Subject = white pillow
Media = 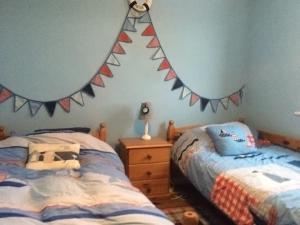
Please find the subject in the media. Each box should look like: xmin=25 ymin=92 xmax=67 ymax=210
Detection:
xmin=26 ymin=143 xmax=80 ymax=170
xmin=172 ymin=127 xmax=215 ymax=162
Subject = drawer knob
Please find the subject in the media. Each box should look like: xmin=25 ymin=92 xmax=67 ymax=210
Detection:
xmin=146 ymin=188 xmax=152 ymax=193
xmin=146 ymin=154 xmax=152 ymax=160
xmin=146 ymin=171 xmax=152 ymax=176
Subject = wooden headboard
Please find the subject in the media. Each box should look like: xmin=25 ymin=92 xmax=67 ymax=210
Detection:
xmin=0 ymin=123 xmax=108 ymax=143
xmin=167 ymin=120 xmax=300 ymax=152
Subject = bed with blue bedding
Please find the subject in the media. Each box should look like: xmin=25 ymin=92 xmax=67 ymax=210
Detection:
xmin=0 ymin=131 xmax=173 ymax=225
xmin=171 ymin=122 xmax=300 ymax=225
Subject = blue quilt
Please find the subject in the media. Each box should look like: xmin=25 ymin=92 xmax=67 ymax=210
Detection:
xmin=0 ymin=133 xmax=173 ymax=225
xmin=172 ymin=131 xmax=300 ymax=225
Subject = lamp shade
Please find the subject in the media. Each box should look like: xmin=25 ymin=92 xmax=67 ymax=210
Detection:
xmin=138 ymin=102 xmax=153 ymax=121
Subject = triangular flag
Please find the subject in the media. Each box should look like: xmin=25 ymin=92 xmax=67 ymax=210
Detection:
xmin=0 ymin=88 xmax=12 ymax=103
xmin=123 ymin=18 xmax=136 ymax=32
xmin=98 ymin=64 xmax=113 ymax=77
xmin=152 ymin=48 xmax=165 ymax=60
xmin=112 ymin=42 xmax=126 ymax=55
xmin=200 ymin=98 xmax=210 ymax=111
xmin=189 ymin=93 xmax=200 ymax=106
xmin=210 ymin=99 xmax=220 ymax=113
xmin=45 ymin=101 xmax=56 ymax=117
xmin=220 ymin=97 xmax=229 ymax=110
xmin=147 ymin=37 xmax=160 ymax=48
xmin=229 ymin=92 xmax=240 ymax=106
xmin=106 ymin=53 xmax=120 ymax=66
xmin=138 ymin=12 xmax=151 ymax=23
xmin=118 ymin=31 xmax=132 ymax=43
xmin=180 ymin=87 xmax=191 ymax=99
xmin=29 ymin=101 xmax=43 ymax=116
xmin=82 ymin=84 xmax=95 ymax=97
xmin=164 ymin=69 xmax=177 ymax=81
xmin=71 ymin=92 xmax=84 ymax=106
xmin=158 ymin=58 xmax=170 ymax=71
xmin=59 ymin=98 xmax=70 ymax=113
xmin=172 ymin=78 xmax=184 ymax=91
xmin=91 ymin=74 xmax=105 ymax=87
xmin=14 ymin=96 xmax=27 ymax=112
xmin=142 ymin=24 xmax=156 ymax=36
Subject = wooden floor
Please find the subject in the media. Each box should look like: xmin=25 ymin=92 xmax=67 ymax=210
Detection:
xmin=151 ymin=182 xmax=235 ymax=225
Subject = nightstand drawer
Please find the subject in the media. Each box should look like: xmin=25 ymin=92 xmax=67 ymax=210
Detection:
xmin=128 ymin=162 xmax=169 ymax=181
xmin=132 ymin=179 xmax=169 ymax=197
xmin=128 ymin=148 xmax=170 ymax=164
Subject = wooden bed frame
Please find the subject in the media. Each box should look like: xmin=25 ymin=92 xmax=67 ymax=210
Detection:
xmin=167 ymin=120 xmax=300 ymax=152
xmin=0 ymin=123 xmax=108 ymax=142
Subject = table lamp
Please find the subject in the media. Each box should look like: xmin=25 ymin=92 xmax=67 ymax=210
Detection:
xmin=139 ymin=102 xmax=153 ymax=140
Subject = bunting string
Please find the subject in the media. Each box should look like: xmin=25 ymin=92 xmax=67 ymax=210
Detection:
xmin=0 ymin=10 xmax=134 ymax=117
xmin=0 ymin=6 xmax=245 ymax=117
xmin=134 ymin=9 xmax=246 ymax=113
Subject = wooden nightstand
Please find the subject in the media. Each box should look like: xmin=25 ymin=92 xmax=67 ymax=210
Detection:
xmin=119 ymin=137 xmax=172 ymax=198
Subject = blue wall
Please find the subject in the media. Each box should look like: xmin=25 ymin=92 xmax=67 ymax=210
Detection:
xmin=0 ymin=0 xmax=250 ymax=144
xmin=245 ymin=0 xmax=300 ymax=138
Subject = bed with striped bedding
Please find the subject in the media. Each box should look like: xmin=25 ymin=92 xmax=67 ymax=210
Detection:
xmin=0 ymin=132 xmax=173 ymax=225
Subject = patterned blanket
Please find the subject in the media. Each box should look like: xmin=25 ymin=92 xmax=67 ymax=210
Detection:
xmin=0 ymin=133 xmax=173 ymax=225
xmin=211 ymin=164 xmax=300 ymax=225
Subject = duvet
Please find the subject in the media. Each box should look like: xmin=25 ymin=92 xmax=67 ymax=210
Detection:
xmin=0 ymin=132 xmax=173 ymax=225
xmin=172 ymin=129 xmax=300 ymax=225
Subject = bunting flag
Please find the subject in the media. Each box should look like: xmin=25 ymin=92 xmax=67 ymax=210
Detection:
xmin=220 ymin=97 xmax=230 ymax=110
xmin=137 ymin=10 xmax=246 ymax=113
xmin=180 ymin=87 xmax=191 ymax=100
xmin=201 ymin=98 xmax=210 ymax=112
xmin=14 ymin=96 xmax=27 ymax=112
xmin=210 ymin=99 xmax=220 ymax=113
xmin=190 ymin=93 xmax=200 ymax=106
xmin=152 ymin=48 xmax=165 ymax=60
xmin=45 ymin=101 xmax=56 ymax=117
xmin=0 ymin=9 xmax=135 ymax=117
xmin=59 ymin=98 xmax=71 ymax=113
xmin=0 ymin=7 xmax=245 ymax=116
xmin=164 ymin=69 xmax=177 ymax=81
xmin=29 ymin=101 xmax=43 ymax=116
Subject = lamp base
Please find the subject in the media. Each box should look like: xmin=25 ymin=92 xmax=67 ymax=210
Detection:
xmin=141 ymin=134 xmax=151 ymax=140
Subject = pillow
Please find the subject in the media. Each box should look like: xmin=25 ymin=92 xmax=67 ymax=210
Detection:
xmin=26 ymin=143 xmax=80 ymax=170
xmin=206 ymin=122 xmax=257 ymax=156
xmin=172 ymin=127 xmax=214 ymax=162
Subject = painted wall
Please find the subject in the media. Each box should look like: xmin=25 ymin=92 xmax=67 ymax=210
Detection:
xmin=245 ymin=0 xmax=300 ymax=138
xmin=0 ymin=0 xmax=250 ymax=144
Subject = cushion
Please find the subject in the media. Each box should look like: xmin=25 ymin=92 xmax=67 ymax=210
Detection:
xmin=172 ymin=127 xmax=215 ymax=162
xmin=206 ymin=122 xmax=257 ymax=156
xmin=26 ymin=143 xmax=80 ymax=170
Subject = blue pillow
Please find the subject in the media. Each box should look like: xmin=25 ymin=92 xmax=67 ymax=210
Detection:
xmin=206 ymin=122 xmax=257 ymax=156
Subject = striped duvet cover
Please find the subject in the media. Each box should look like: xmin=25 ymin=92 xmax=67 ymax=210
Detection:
xmin=0 ymin=132 xmax=173 ymax=225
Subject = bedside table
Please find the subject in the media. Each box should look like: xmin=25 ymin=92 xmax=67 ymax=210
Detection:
xmin=119 ymin=137 xmax=172 ymax=198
